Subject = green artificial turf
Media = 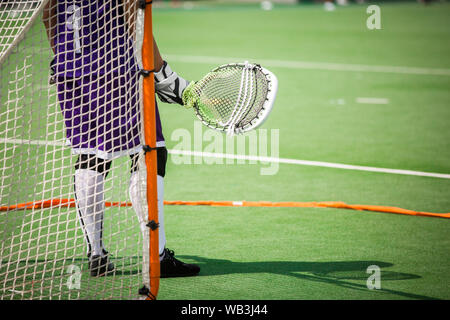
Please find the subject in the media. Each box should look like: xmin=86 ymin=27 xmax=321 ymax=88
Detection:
xmin=0 ymin=1 xmax=449 ymax=300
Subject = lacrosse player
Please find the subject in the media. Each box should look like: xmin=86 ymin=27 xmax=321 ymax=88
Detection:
xmin=43 ymin=0 xmax=199 ymax=283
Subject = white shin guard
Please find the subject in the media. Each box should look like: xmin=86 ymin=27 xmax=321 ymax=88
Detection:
xmin=129 ymin=171 xmax=166 ymax=286
xmin=74 ymin=169 xmax=106 ymax=258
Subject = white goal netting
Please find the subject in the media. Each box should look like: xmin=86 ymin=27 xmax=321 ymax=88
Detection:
xmin=0 ymin=0 xmax=153 ymax=300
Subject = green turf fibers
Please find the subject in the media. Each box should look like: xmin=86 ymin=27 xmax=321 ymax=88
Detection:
xmin=1 ymin=2 xmax=449 ymax=299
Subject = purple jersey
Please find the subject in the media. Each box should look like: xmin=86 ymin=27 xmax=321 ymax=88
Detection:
xmin=57 ymin=75 xmax=165 ymax=158
xmin=54 ymin=0 xmax=136 ymax=77
xmin=54 ymin=0 xmax=165 ymax=156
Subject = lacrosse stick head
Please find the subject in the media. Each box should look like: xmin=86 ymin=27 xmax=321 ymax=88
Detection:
xmin=182 ymin=62 xmax=278 ymax=135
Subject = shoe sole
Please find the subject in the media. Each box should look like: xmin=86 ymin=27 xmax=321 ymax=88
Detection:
xmin=160 ymin=271 xmax=200 ymax=278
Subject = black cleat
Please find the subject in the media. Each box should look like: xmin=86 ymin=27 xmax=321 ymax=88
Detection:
xmin=160 ymin=248 xmax=200 ymax=278
xmin=89 ymin=254 xmax=115 ymax=277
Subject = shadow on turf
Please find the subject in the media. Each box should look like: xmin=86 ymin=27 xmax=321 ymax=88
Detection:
xmin=5 ymin=257 xmax=437 ymax=299
xmin=175 ymin=255 xmax=437 ymax=300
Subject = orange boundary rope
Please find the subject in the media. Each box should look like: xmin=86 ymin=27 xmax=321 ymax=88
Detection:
xmin=1 ymin=199 xmax=448 ymax=219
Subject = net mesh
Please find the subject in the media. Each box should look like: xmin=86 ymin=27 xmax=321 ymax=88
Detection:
xmin=0 ymin=1 xmax=40 ymax=59
xmin=0 ymin=0 xmax=151 ymax=300
xmin=184 ymin=64 xmax=269 ymax=133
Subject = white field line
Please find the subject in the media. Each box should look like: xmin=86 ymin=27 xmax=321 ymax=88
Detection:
xmin=169 ymin=149 xmax=450 ymax=179
xmin=0 ymin=138 xmax=65 ymax=147
xmin=164 ymin=54 xmax=450 ymax=76
xmin=356 ymin=97 xmax=390 ymax=104
xmin=1 ymin=138 xmax=449 ymax=179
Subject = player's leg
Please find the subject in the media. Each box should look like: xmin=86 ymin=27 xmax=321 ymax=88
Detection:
xmin=129 ymin=147 xmax=200 ymax=283
xmin=129 ymin=148 xmax=167 ymax=253
xmin=129 ymin=148 xmax=166 ymax=288
xmin=56 ymin=76 xmax=115 ymax=277
xmin=74 ymin=154 xmax=115 ymax=277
